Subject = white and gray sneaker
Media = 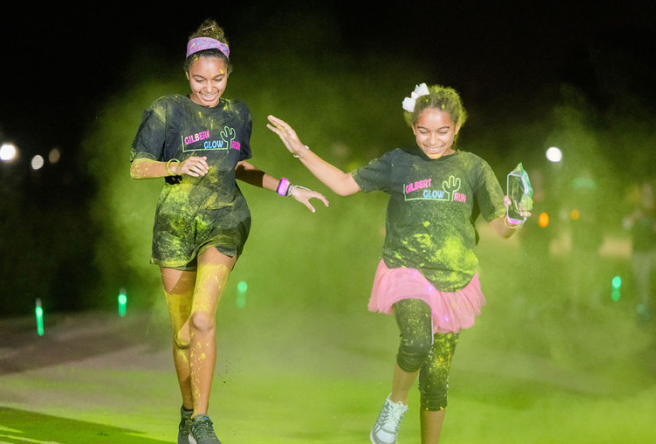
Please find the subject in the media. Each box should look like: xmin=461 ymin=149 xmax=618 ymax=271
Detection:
xmin=178 ymin=406 xmax=193 ymax=444
xmin=370 ymin=395 xmax=408 ymax=444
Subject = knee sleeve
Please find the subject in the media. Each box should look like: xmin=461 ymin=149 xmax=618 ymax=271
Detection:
xmin=394 ymin=299 xmax=434 ymax=372
xmin=397 ymin=333 xmax=433 ymax=372
xmin=419 ymin=332 xmax=459 ymax=411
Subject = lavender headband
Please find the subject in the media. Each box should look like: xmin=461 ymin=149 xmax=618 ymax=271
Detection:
xmin=186 ymin=37 xmax=230 ymax=59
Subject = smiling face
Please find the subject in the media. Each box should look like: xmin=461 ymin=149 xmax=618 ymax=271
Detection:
xmin=186 ymin=56 xmax=229 ymax=107
xmin=412 ymin=108 xmax=461 ymax=160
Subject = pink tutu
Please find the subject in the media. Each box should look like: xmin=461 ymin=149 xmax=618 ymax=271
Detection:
xmin=368 ymin=260 xmax=486 ymax=334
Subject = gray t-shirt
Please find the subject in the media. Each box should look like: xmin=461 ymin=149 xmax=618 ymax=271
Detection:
xmin=353 ymin=148 xmax=505 ymax=291
xmin=131 ymin=95 xmax=253 ymax=267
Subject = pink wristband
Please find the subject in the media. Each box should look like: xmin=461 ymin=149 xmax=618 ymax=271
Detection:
xmin=277 ymin=177 xmax=290 ymax=196
xmin=506 ymin=215 xmax=522 ymax=225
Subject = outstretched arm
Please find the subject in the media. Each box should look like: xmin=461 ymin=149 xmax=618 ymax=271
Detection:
xmin=235 ymin=160 xmax=329 ymax=213
xmin=267 ymin=115 xmax=361 ymax=196
xmin=234 ymin=160 xmax=277 ymax=190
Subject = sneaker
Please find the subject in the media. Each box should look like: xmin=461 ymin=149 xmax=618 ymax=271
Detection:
xmin=178 ymin=406 xmax=193 ymax=444
xmin=189 ymin=414 xmax=222 ymax=444
xmin=370 ymin=395 xmax=408 ymax=444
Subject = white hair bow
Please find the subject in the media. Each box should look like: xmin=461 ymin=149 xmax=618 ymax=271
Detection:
xmin=402 ymin=83 xmax=430 ymax=112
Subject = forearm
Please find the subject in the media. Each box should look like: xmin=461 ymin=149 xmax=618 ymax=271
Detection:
xmin=295 ymin=149 xmax=360 ymax=196
xmin=130 ymin=158 xmax=176 ymax=179
xmin=490 ymin=215 xmax=521 ymax=239
xmin=235 ymin=161 xmax=278 ymax=191
xmin=235 ymin=160 xmax=330 ymax=212
xmin=266 ymin=115 xmax=359 ymax=196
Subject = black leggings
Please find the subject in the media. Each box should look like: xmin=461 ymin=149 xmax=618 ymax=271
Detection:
xmin=394 ymin=298 xmax=459 ymax=411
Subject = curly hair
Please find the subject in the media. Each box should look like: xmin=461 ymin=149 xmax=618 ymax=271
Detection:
xmin=404 ymin=85 xmax=468 ymax=129
xmin=183 ymin=19 xmax=232 ymax=74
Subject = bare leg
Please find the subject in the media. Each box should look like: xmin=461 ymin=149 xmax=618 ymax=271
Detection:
xmin=390 ymin=362 xmax=419 ymax=405
xmin=189 ymin=247 xmax=236 ymax=416
xmin=161 ymin=267 xmax=196 ymax=410
xmin=420 ymin=409 xmax=445 ymax=444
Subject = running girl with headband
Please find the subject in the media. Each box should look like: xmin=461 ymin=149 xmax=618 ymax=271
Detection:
xmin=130 ymin=19 xmax=328 ymax=444
xmin=268 ymin=83 xmax=531 ymax=444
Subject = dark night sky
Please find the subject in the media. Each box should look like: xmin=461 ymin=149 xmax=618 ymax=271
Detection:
xmin=1 ymin=0 xmax=655 ymax=313
xmin=1 ymin=0 xmax=655 ymax=162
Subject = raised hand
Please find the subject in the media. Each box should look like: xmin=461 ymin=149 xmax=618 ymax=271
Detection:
xmin=267 ymin=115 xmax=308 ymax=158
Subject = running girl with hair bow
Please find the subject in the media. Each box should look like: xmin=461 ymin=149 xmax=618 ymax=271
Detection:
xmin=268 ymin=83 xmax=531 ymax=444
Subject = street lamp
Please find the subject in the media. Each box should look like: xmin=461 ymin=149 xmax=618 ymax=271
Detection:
xmin=0 ymin=143 xmax=18 ymax=162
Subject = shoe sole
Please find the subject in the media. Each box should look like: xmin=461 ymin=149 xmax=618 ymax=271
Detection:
xmin=370 ymin=428 xmax=396 ymax=444
xmin=188 ymin=433 xmax=222 ymax=444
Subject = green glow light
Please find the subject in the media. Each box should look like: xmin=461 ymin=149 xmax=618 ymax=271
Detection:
xmin=611 ymin=276 xmax=622 ymax=301
xmin=611 ymin=289 xmax=621 ymax=302
xmin=118 ymin=289 xmax=127 ymax=317
xmin=236 ymin=281 xmax=247 ymax=308
xmin=611 ymin=276 xmax=622 ymax=289
xmin=35 ymin=298 xmax=44 ymax=336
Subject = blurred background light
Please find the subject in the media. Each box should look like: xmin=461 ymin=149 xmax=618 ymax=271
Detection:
xmin=611 ymin=275 xmax=622 ymax=289
xmin=118 ymin=288 xmax=127 ymax=317
xmin=31 ymin=155 xmax=45 ymax=170
xmin=1 ymin=143 xmax=18 ymax=162
xmin=236 ymin=281 xmax=248 ymax=308
xmin=545 ymin=146 xmax=562 ymax=163
xmin=49 ymin=147 xmax=61 ymax=164
xmin=611 ymin=275 xmax=622 ymax=302
xmin=35 ymin=298 xmax=44 ymax=336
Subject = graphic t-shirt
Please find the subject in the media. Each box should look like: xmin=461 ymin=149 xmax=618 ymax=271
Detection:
xmin=131 ymin=94 xmax=253 ymax=267
xmin=353 ymin=148 xmax=506 ymax=291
